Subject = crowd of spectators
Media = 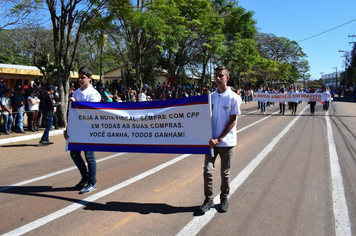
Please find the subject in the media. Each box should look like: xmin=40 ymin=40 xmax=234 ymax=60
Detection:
xmin=69 ymin=79 xmax=213 ymax=102
xmin=0 ymin=77 xmax=60 ymax=136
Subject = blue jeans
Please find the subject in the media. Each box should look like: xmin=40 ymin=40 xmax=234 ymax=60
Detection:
xmin=16 ymin=112 xmax=24 ymax=131
xmin=323 ymin=101 xmax=329 ymax=111
xmin=261 ymin=102 xmax=266 ymax=112
xmin=70 ymin=151 xmax=97 ymax=185
xmin=3 ymin=114 xmax=13 ymax=133
xmin=41 ymin=116 xmax=53 ymax=141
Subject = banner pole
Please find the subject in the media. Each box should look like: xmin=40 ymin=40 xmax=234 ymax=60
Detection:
xmin=65 ymin=102 xmax=72 ymax=152
xmin=208 ymin=93 xmax=214 ymax=157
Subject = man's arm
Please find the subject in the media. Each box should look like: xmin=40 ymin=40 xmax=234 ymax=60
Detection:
xmin=2 ymin=98 xmax=12 ymax=113
xmin=209 ymin=114 xmax=237 ymax=148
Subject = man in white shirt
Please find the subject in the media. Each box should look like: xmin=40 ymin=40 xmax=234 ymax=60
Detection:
xmin=199 ymin=66 xmax=241 ymax=213
xmin=64 ymin=66 xmax=101 ymax=194
xmin=322 ymin=87 xmax=331 ymax=111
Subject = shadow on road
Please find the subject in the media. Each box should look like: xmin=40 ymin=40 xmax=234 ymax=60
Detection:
xmin=1 ymin=144 xmax=42 ymax=147
xmin=0 ymin=185 xmax=202 ymax=215
xmin=84 ymin=201 xmax=199 ymax=215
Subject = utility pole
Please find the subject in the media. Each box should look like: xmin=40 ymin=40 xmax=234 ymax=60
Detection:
xmin=333 ymin=67 xmax=338 ymax=89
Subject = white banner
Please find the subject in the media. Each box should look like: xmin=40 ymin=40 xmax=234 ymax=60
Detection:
xmin=66 ymin=95 xmax=212 ymax=154
xmin=253 ymin=93 xmax=324 ymax=102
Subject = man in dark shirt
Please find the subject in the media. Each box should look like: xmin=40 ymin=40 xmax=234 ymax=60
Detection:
xmin=39 ymin=85 xmax=60 ymax=145
xmin=0 ymin=77 xmax=6 ymax=96
xmin=14 ymin=87 xmax=26 ymax=133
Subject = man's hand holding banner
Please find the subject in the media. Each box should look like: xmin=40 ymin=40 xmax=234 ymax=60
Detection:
xmin=66 ymin=95 xmax=212 ymax=154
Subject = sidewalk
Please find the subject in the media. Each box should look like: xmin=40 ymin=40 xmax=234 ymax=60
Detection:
xmin=0 ymin=128 xmax=64 ymax=145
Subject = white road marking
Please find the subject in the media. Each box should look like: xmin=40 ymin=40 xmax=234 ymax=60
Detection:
xmin=0 ymin=153 xmax=126 ymax=192
xmin=325 ymin=112 xmax=352 ymax=236
xmin=3 ymin=154 xmax=191 ymax=236
xmin=176 ymin=106 xmax=308 ymax=236
xmin=238 ymin=111 xmax=279 ymax=133
xmin=2 ymin=105 xmax=307 ymax=235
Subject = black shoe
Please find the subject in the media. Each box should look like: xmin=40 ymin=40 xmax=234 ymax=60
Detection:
xmin=18 ymin=130 xmax=26 ymax=133
xmin=35 ymin=128 xmax=39 ymax=131
xmin=75 ymin=179 xmax=88 ymax=190
xmin=39 ymin=140 xmax=53 ymax=145
xmin=199 ymin=199 xmax=214 ymax=213
xmin=220 ymin=198 xmax=229 ymax=212
xmin=31 ymin=129 xmax=35 ymax=132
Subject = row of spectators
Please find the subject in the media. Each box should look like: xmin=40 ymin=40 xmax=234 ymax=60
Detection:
xmin=69 ymin=79 xmax=213 ymax=102
xmin=0 ymin=77 xmax=59 ymax=135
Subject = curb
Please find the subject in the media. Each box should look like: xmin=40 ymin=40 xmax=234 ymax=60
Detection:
xmin=0 ymin=129 xmax=64 ymax=145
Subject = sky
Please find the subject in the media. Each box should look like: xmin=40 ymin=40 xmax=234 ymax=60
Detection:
xmin=238 ymin=0 xmax=356 ymax=81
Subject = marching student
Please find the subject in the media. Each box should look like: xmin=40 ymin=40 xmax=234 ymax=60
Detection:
xmin=64 ymin=66 xmax=101 ymax=194
xmin=199 ymin=66 xmax=241 ymax=213
xmin=279 ymin=87 xmax=286 ymax=115
xmin=308 ymin=88 xmax=317 ymax=115
xmin=260 ymin=87 xmax=267 ymax=114
xmin=290 ymin=87 xmax=299 ymax=115
xmin=322 ymin=86 xmax=331 ymax=112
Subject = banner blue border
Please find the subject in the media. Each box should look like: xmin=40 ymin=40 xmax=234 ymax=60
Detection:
xmin=71 ymin=95 xmax=209 ymax=110
xmin=68 ymin=143 xmax=211 ymax=154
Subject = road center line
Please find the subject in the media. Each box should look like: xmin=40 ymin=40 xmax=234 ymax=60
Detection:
xmin=176 ymin=105 xmax=308 ymax=236
xmin=325 ymin=112 xmax=351 ymax=236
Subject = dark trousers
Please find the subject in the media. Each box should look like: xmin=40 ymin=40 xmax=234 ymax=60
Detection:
xmin=70 ymin=151 xmax=97 ymax=185
xmin=309 ymin=102 xmax=316 ymax=113
xmin=279 ymin=103 xmax=285 ymax=114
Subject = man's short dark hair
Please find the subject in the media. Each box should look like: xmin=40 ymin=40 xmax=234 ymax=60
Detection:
xmin=214 ymin=66 xmax=229 ymax=76
xmin=47 ymin=85 xmax=56 ymax=91
xmin=78 ymin=66 xmax=92 ymax=77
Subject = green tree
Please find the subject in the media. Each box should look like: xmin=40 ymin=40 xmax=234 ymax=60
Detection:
xmin=345 ymin=44 xmax=356 ymax=87
xmin=157 ymin=0 xmax=219 ymax=87
xmin=19 ymin=26 xmax=57 ymax=82
xmin=0 ymin=0 xmax=40 ymax=30
xmin=254 ymin=33 xmax=309 ymax=86
xmin=44 ymin=0 xmax=109 ymax=127
xmin=216 ymin=0 xmax=259 ymax=88
xmin=0 ymin=29 xmax=31 ymax=65
xmin=108 ymin=0 xmax=168 ymax=91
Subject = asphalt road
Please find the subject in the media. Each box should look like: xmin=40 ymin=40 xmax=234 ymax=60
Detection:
xmin=1 ymin=100 xmax=355 ymax=236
